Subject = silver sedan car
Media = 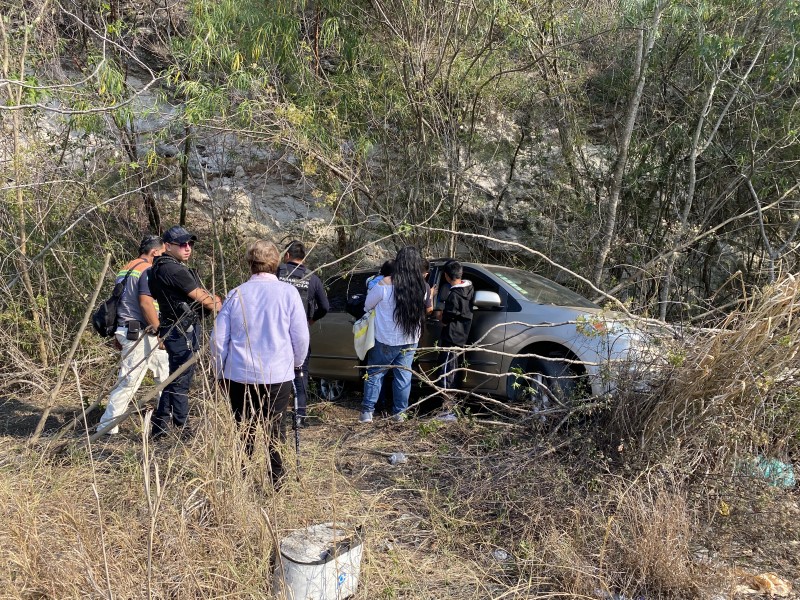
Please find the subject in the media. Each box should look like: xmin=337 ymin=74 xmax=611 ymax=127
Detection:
xmin=309 ymin=260 xmax=654 ymax=406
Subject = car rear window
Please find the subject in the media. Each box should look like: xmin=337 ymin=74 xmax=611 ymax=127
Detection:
xmin=325 ymin=272 xmax=375 ymax=312
xmin=487 ymin=267 xmax=598 ymax=308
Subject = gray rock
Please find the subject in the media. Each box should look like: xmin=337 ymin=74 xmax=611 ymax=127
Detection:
xmin=155 ymin=143 xmax=180 ymax=158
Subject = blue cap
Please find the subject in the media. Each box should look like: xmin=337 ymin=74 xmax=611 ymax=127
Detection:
xmin=163 ymin=226 xmax=198 ymax=244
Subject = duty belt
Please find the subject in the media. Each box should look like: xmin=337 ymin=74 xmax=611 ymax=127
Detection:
xmin=160 ymin=315 xmax=197 ymax=338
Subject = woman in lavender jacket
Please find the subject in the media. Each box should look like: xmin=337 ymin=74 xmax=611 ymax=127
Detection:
xmin=211 ymin=240 xmax=309 ymax=485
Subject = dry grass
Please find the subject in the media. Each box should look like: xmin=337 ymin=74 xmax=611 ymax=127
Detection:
xmin=0 ymin=385 xmax=709 ymax=600
xmin=1 ymin=311 xmax=800 ymax=598
xmin=615 ymin=274 xmax=800 ymax=474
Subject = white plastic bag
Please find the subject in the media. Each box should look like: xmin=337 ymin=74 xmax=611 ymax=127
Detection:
xmin=353 ymin=310 xmax=375 ymax=360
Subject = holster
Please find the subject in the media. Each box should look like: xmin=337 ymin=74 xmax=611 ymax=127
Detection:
xmin=125 ymin=320 xmax=142 ymax=340
xmin=160 ymin=314 xmax=196 ymax=339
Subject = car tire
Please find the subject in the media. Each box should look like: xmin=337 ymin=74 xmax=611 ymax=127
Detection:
xmin=318 ymin=378 xmax=347 ymax=402
xmin=508 ymin=356 xmax=581 ymax=415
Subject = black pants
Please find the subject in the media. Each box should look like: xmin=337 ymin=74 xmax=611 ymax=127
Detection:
xmin=223 ymin=379 xmax=292 ymax=484
xmin=292 ymin=351 xmax=310 ymax=418
xmin=152 ymin=324 xmax=198 ymax=435
xmin=438 ymin=347 xmax=465 ymax=391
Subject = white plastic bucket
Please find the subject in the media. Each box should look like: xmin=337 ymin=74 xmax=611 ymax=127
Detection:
xmin=273 ymin=523 xmax=364 ymax=600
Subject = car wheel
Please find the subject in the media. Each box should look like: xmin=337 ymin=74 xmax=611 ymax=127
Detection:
xmin=508 ymin=356 xmax=581 ymax=416
xmin=318 ymin=378 xmax=347 ymax=402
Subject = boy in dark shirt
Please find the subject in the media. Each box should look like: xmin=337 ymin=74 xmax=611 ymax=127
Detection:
xmin=438 ymin=261 xmax=474 ymax=415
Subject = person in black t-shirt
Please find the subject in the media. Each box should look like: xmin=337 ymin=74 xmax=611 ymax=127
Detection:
xmin=277 ymin=240 xmax=330 ymax=425
xmin=148 ymin=225 xmax=222 ymax=439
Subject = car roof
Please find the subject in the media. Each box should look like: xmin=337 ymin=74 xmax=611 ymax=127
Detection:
xmin=326 ymin=261 xmax=598 ymax=309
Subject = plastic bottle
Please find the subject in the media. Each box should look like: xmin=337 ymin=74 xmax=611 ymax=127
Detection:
xmin=388 ymin=452 xmax=407 ymax=465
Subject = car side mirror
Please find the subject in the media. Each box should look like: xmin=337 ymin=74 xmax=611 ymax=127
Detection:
xmin=473 ymin=290 xmax=502 ymax=309
xmin=346 ymin=293 xmax=366 ymax=319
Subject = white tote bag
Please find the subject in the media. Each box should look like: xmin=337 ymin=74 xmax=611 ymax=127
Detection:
xmin=353 ymin=310 xmax=376 ymax=360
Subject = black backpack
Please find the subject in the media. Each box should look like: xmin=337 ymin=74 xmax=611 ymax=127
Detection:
xmin=91 ymin=262 xmax=141 ymax=337
xmin=277 ymin=264 xmax=313 ymax=319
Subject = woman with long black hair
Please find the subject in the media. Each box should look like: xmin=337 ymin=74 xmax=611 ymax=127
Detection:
xmin=359 ymin=246 xmax=428 ymax=423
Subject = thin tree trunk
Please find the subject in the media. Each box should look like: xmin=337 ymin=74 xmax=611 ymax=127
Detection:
xmin=180 ymin=124 xmax=191 ymax=227
xmin=3 ymin=11 xmax=50 ymax=367
xmin=657 ymin=34 xmax=766 ymax=318
xmin=657 ymin=75 xmax=722 ymax=318
xmin=114 ymin=113 xmax=161 ymax=232
xmin=485 ymin=127 xmax=525 ymax=261
xmin=448 ymin=169 xmax=459 ymax=257
xmin=142 ymin=185 xmax=161 ymax=233
xmin=31 ymin=253 xmax=112 ymax=442
xmin=592 ymin=1 xmax=669 ymax=286
xmin=11 ymin=113 xmax=49 ymax=367
xmin=536 ymin=11 xmax=584 ymax=205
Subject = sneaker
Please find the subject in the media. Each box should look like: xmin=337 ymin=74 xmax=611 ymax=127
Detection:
xmin=436 ymin=412 xmax=457 ymax=423
xmin=391 ymin=412 xmax=407 ymax=423
xmin=359 ymin=411 xmax=373 ymax=424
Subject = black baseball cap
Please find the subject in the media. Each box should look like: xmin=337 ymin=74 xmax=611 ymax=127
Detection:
xmin=163 ymin=226 xmax=198 ymax=244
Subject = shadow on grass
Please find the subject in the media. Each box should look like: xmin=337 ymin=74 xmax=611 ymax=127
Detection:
xmin=0 ymin=396 xmax=97 ymax=438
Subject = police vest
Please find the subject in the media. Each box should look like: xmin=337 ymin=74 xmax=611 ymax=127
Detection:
xmin=277 ymin=264 xmax=313 ymax=319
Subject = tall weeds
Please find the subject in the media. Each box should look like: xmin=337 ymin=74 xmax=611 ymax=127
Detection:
xmin=3 ymin=277 xmax=800 ymax=598
xmin=616 ymin=273 xmax=800 ymax=474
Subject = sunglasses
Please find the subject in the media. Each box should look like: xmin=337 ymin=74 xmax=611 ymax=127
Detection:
xmin=168 ymin=241 xmax=195 ymax=249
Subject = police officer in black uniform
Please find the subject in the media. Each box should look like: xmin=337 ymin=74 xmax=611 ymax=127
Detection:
xmin=277 ymin=241 xmax=329 ymax=425
xmin=148 ymin=226 xmax=222 ymax=439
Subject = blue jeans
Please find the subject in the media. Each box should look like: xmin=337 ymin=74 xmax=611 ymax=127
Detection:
xmin=362 ymin=340 xmax=417 ymax=415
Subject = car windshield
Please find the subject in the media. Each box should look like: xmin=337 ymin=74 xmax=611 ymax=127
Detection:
xmin=486 ymin=266 xmax=598 ymax=308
